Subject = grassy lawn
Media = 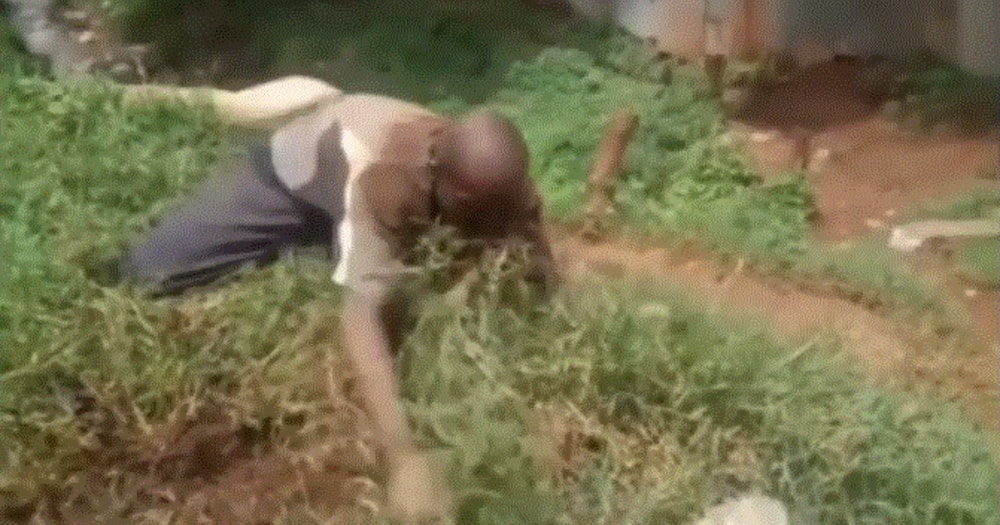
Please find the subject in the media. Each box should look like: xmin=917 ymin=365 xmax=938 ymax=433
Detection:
xmin=2 ymin=15 xmax=998 ymax=524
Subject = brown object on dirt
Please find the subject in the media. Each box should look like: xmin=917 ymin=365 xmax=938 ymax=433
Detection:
xmin=582 ymin=108 xmax=639 ymax=240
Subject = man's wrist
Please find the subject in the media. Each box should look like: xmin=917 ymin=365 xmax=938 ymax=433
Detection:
xmin=386 ymin=443 xmax=421 ymax=467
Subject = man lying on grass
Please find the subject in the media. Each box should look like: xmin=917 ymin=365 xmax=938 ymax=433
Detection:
xmin=120 ymin=76 xmax=556 ymax=522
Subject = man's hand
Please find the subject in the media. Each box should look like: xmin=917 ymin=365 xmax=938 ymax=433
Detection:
xmin=386 ymin=449 xmax=453 ymax=524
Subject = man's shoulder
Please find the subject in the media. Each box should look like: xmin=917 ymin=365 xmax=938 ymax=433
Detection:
xmin=330 ymin=94 xmax=439 ymax=151
xmin=336 ymin=94 xmax=437 ymax=118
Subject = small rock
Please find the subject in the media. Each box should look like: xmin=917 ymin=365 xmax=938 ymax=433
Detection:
xmin=865 ymin=218 xmax=885 ymax=230
xmin=722 ymin=87 xmax=749 ymax=112
xmin=750 ymin=131 xmax=777 ymax=143
xmin=791 ymin=38 xmax=834 ymax=68
xmin=696 ymin=495 xmax=789 ymax=525
xmin=124 ymin=44 xmax=152 ymax=60
xmin=834 ymin=39 xmax=854 ymax=56
xmin=884 ymin=209 xmax=896 ymax=218
xmin=718 ymin=131 xmax=737 ymax=147
xmin=76 ymin=30 xmax=95 ymax=44
xmin=23 ymin=26 xmax=63 ymax=55
xmin=965 ymin=289 xmax=978 ymax=298
xmin=809 ymin=148 xmax=831 ymax=171
xmin=930 ymin=122 xmax=954 ymax=136
xmin=889 ymin=228 xmax=922 ymax=252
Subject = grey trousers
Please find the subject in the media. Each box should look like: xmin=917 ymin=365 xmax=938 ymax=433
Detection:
xmin=120 ymin=143 xmax=335 ymax=295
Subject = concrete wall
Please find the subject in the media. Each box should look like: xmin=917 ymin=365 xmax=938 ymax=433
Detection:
xmin=610 ymin=0 xmax=924 ymax=59
xmin=924 ymin=0 xmax=959 ymax=63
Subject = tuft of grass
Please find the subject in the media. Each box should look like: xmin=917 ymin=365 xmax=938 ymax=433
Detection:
xmin=955 ymin=238 xmax=999 ymax=288
xmin=900 ymin=53 xmax=999 ymax=134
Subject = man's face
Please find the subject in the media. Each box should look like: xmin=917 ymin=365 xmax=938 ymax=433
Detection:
xmin=433 ymin=173 xmax=538 ymax=238
xmin=429 ymin=111 xmax=557 ymax=291
xmin=434 ymin=176 xmax=556 ymax=292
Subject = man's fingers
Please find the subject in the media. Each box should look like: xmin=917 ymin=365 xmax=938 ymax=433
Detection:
xmin=385 ymin=451 xmax=453 ymax=524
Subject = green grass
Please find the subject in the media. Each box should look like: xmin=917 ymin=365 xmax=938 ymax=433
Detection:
xmin=2 ymin=17 xmax=998 ymax=524
xmin=900 ymin=53 xmax=999 ymax=134
xmin=955 ymin=238 xmax=999 ymax=288
xmin=399 ymin=265 xmax=1000 ymax=524
xmin=87 ymin=0 xmax=607 ymax=102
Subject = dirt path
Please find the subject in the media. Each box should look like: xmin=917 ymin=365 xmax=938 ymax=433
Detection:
xmin=552 ymin=230 xmax=999 ymax=435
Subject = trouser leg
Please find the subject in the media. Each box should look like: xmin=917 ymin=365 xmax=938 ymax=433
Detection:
xmin=120 ymin=145 xmax=331 ymax=295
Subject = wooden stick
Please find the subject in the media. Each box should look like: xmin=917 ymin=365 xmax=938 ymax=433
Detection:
xmin=582 ymin=107 xmax=639 ymax=240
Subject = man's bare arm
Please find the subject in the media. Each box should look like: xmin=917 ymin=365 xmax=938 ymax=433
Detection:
xmin=121 ymin=76 xmax=343 ymax=129
xmin=341 ymin=281 xmax=415 ymax=455
xmin=341 ymin=280 xmax=452 ymax=520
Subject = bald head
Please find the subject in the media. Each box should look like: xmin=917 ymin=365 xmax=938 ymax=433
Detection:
xmin=433 ymin=111 xmax=530 ymax=196
xmin=430 ymin=111 xmax=537 ymax=237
